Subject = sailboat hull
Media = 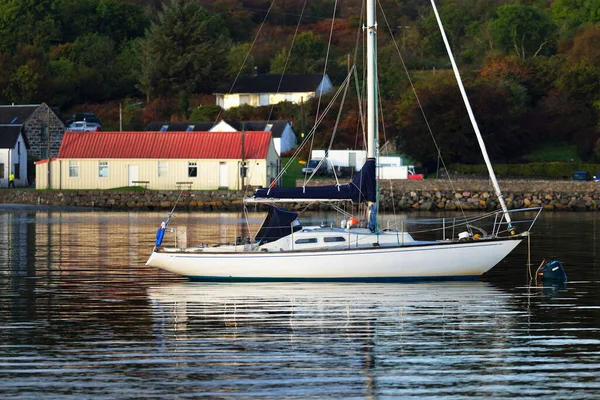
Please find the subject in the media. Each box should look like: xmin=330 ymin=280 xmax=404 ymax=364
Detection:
xmin=146 ymin=237 xmax=523 ymax=281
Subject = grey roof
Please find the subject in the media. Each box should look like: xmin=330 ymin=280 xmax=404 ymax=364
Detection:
xmin=0 ymin=104 xmax=63 ymax=125
xmin=145 ymin=121 xmax=217 ymax=131
xmin=0 ymin=105 xmax=40 ymax=124
xmin=224 ymin=120 xmax=290 ymax=138
xmin=222 ymin=74 xmax=328 ymax=94
xmin=0 ymin=124 xmax=29 ymax=149
xmin=147 ymin=120 xmax=292 ymax=138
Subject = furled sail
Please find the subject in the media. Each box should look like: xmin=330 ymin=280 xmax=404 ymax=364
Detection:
xmin=254 ymin=158 xmax=376 ymax=203
xmin=254 ymin=206 xmax=302 ymax=244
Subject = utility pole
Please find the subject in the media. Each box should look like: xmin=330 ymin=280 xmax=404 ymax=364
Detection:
xmin=300 ymin=97 xmax=305 ymax=142
xmin=47 ymin=106 xmax=51 ymax=189
xmin=240 ymin=124 xmax=245 ymax=190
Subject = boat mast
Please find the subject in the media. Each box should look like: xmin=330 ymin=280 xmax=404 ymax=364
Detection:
xmin=366 ymin=0 xmax=378 ymax=231
xmin=429 ymin=0 xmax=513 ymax=231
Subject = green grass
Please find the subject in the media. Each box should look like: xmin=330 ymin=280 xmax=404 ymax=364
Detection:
xmin=524 ymin=143 xmax=580 ymax=163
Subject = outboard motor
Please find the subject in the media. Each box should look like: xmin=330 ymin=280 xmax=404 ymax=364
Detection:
xmin=536 ymin=260 xmax=567 ymax=284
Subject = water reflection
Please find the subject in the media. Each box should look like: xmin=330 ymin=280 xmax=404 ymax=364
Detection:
xmin=0 ymin=209 xmax=599 ymax=398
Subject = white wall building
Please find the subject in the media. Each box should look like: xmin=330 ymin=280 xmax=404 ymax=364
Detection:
xmin=215 ymin=74 xmax=333 ymax=110
xmin=36 ymin=131 xmax=280 ymax=190
xmin=0 ymin=125 xmax=28 ymax=187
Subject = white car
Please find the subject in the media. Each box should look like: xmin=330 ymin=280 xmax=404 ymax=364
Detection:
xmin=67 ymin=121 xmax=101 ymax=132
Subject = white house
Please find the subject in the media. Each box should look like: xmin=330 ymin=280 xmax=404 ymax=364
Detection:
xmin=147 ymin=120 xmax=298 ymax=156
xmin=0 ymin=125 xmax=28 ymax=187
xmin=36 ymin=131 xmax=280 ymax=190
xmin=214 ymin=73 xmax=333 ymax=110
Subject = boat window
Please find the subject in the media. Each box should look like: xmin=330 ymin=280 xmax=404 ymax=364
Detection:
xmin=295 ymin=238 xmax=317 ymax=244
xmin=324 ymin=237 xmax=346 ymax=243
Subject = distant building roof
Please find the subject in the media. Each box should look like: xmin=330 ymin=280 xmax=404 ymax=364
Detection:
xmin=0 ymin=124 xmax=28 ymax=149
xmin=145 ymin=121 xmax=216 ymax=132
xmin=58 ymin=131 xmax=273 ymax=159
xmin=222 ymin=74 xmax=329 ymax=94
xmin=0 ymin=103 xmax=63 ymax=124
xmin=0 ymin=105 xmax=40 ymax=124
xmin=148 ymin=120 xmax=292 ymax=138
xmin=224 ymin=120 xmax=291 ymax=138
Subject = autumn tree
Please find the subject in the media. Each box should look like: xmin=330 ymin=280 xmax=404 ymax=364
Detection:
xmin=394 ymin=73 xmax=531 ymax=167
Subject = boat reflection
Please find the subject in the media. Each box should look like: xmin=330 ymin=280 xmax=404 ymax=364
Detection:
xmin=147 ymin=281 xmax=517 ymax=334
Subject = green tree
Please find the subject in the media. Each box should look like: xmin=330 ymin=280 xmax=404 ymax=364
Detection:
xmin=3 ymin=65 xmax=41 ymax=103
xmin=394 ymin=73 xmax=530 ymax=167
xmin=138 ymin=0 xmax=231 ymax=101
xmin=55 ymin=0 xmax=149 ymax=45
xmin=490 ymin=4 xmax=557 ymax=59
xmin=270 ymin=31 xmax=325 ymax=74
xmin=552 ymin=0 xmax=600 ymax=36
xmin=0 ymin=0 xmax=59 ymax=51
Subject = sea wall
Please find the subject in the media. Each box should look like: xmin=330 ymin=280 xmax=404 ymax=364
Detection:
xmin=0 ymin=179 xmax=599 ymax=211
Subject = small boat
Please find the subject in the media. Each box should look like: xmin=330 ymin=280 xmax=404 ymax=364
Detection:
xmin=146 ymin=0 xmax=542 ymax=281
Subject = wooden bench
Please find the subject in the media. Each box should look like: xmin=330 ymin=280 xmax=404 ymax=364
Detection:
xmin=131 ymin=181 xmax=149 ymax=188
xmin=176 ymin=181 xmax=193 ymax=190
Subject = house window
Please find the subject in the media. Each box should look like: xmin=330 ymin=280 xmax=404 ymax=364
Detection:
xmin=40 ymin=149 xmax=48 ymax=159
xmin=158 ymin=161 xmax=168 ymax=177
xmin=239 ymin=95 xmax=250 ymax=105
xmin=0 ymin=163 xmax=3 ymax=179
xmin=188 ymin=162 xmax=197 ymax=177
xmin=14 ymin=164 xmax=20 ymax=179
xmin=69 ymin=161 xmax=79 ymax=177
xmin=40 ymin=125 xmax=48 ymax=140
xmin=99 ymin=161 xmax=109 ymax=177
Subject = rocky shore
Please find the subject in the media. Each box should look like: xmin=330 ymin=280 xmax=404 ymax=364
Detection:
xmin=0 ymin=179 xmax=598 ymax=211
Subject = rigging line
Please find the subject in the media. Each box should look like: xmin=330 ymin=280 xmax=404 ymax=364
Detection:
xmin=430 ymin=0 xmax=512 ymax=230
xmin=351 ymin=0 xmax=367 ymax=168
xmin=266 ymin=0 xmax=309 ymax=124
xmin=269 ymin=75 xmax=353 ymax=185
xmin=353 ymin=66 xmax=367 ymax=160
xmin=303 ymin=0 xmax=340 ymax=186
xmin=314 ymin=0 xmax=339 ymax=124
xmin=318 ymin=64 xmax=355 ymax=187
xmin=304 ymin=0 xmax=337 ymax=185
xmin=213 ymin=0 xmax=276 ymax=125
xmin=377 ymin=0 xmax=471 ymax=228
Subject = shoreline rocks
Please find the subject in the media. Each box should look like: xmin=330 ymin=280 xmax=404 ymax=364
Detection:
xmin=0 ymin=179 xmax=598 ymax=211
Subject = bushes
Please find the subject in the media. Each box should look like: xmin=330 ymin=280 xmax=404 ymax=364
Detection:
xmin=451 ymin=162 xmax=600 ymax=179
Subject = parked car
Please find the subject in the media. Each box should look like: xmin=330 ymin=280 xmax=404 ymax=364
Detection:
xmin=72 ymin=112 xmax=100 ymax=123
xmin=594 ymin=173 xmax=600 ymax=182
xmin=67 ymin=121 xmax=101 ymax=132
xmin=571 ymin=171 xmax=591 ymax=181
xmin=302 ymin=159 xmax=327 ymax=176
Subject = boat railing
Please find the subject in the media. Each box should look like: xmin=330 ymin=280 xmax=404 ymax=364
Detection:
xmin=387 ymin=206 xmax=542 ymax=241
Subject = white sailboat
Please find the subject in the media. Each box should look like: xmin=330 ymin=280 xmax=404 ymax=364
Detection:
xmin=146 ymin=0 xmax=541 ymax=281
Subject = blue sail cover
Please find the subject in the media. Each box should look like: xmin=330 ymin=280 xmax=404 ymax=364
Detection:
xmin=254 ymin=206 xmax=301 ymax=243
xmin=254 ymin=158 xmax=377 ymax=204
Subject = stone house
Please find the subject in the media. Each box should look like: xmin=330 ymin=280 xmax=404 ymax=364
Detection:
xmin=0 ymin=103 xmax=65 ymax=160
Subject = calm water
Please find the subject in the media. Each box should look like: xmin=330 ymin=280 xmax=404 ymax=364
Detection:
xmin=0 ymin=208 xmax=599 ymax=399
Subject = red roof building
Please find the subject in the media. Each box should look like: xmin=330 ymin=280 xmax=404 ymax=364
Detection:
xmin=37 ymin=131 xmax=280 ymax=191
